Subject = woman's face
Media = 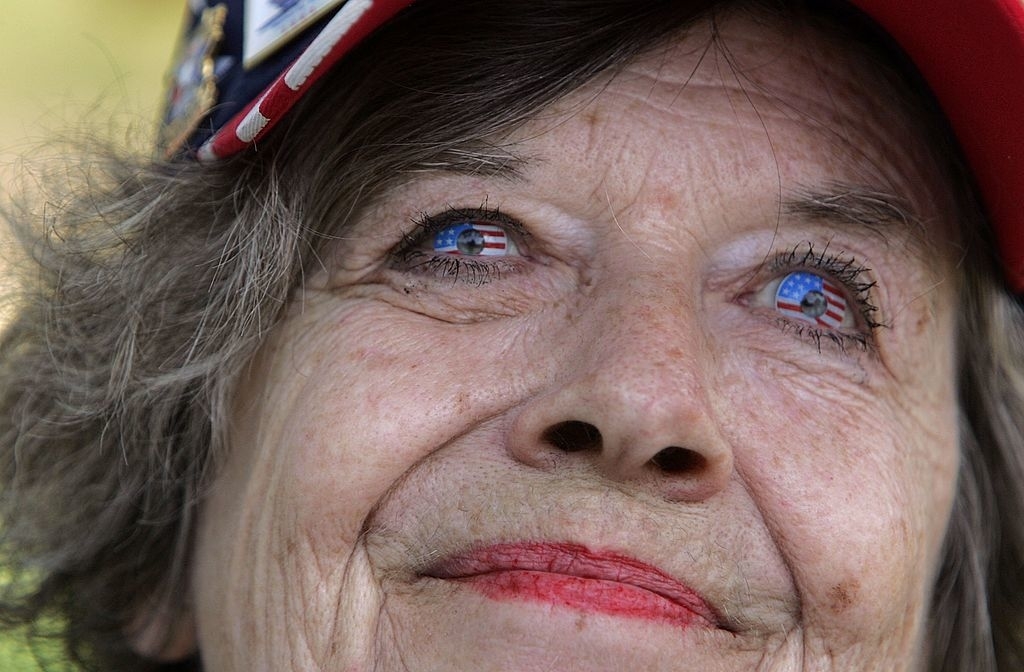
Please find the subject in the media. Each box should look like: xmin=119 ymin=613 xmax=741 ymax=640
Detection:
xmin=188 ymin=9 xmax=961 ymax=672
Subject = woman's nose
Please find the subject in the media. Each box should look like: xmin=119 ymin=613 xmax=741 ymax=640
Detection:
xmin=507 ymin=300 xmax=734 ymax=503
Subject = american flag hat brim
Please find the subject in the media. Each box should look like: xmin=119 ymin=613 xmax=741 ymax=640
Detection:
xmin=159 ymin=0 xmax=1024 ymax=290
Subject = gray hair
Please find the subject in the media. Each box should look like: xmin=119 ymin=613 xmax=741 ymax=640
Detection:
xmin=1 ymin=1 xmax=1022 ymax=670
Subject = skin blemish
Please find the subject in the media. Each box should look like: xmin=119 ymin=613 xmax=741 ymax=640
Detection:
xmin=828 ymin=581 xmax=859 ymax=614
xmin=654 ymin=187 xmax=681 ymax=213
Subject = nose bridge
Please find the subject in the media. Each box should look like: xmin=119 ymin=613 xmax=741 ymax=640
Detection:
xmin=579 ymin=271 xmax=711 ymax=442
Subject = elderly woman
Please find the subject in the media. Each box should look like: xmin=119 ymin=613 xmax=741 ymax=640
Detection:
xmin=2 ymin=0 xmax=1024 ymax=670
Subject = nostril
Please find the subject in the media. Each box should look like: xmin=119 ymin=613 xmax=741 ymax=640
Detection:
xmin=650 ymin=446 xmax=706 ymax=474
xmin=542 ymin=420 xmax=602 ymax=453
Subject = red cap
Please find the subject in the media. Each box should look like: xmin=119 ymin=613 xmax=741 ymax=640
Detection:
xmin=166 ymin=0 xmax=1024 ymax=289
xmin=854 ymin=0 xmax=1024 ymax=289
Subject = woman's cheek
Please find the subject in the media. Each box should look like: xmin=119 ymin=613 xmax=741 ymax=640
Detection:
xmin=241 ymin=295 xmax=540 ymax=533
xmin=712 ymin=343 xmax=955 ymax=650
xmin=190 ymin=301 xmax=451 ymax=669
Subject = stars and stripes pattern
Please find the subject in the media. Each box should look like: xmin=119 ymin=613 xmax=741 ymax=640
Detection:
xmin=433 ymin=223 xmax=508 ymax=256
xmin=198 ymin=0 xmax=416 ymax=161
xmin=774 ymin=271 xmax=847 ymax=328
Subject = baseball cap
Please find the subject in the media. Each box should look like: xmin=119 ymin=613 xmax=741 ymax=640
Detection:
xmin=158 ymin=0 xmax=1024 ymax=289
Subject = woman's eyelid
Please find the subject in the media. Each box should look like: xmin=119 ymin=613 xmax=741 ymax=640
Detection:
xmin=770 ymin=243 xmax=876 ymax=291
xmin=411 ymin=207 xmax=531 ymax=242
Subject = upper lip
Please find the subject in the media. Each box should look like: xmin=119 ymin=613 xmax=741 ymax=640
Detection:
xmin=422 ymin=540 xmax=723 ymax=628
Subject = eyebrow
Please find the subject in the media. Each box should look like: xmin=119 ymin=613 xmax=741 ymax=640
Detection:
xmin=781 ymin=182 xmax=922 ymax=239
xmin=413 ymin=145 xmax=526 ymax=179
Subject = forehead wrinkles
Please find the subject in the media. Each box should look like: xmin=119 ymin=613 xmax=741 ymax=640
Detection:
xmin=681 ymin=16 xmax=930 ymax=162
xmin=549 ymin=6 xmax=956 ymax=251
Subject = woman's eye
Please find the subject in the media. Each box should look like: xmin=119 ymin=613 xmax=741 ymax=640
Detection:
xmin=739 ymin=245 xmax=882 ymax=353
xmin=773 ymin=271 xmax=852 ymax=329
xmin=746 ymin=268 xmax=862 ymax=334
xmin=432 ymin=221 xmax=519 ymax=257
xmin=390 ymin=208 xmax=530 ymax=284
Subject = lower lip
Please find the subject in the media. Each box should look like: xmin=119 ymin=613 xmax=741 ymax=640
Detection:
xmin=427 ymin=542 xmax=716 ymax=630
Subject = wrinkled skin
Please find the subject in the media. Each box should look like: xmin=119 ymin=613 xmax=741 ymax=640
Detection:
xmin=180 ymin=8 xmax=961 ymax=672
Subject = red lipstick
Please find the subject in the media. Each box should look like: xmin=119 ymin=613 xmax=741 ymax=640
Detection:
xmin=426 ymin=542 xmax=718 ymax=630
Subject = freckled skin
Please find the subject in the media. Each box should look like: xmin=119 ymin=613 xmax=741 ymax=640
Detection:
xmin=185 ymin=10 xmax=960 ymax=672
xmin=829 ymin=582 xmax=859 ymax=615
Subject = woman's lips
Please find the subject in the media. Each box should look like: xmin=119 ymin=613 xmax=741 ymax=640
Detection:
xmin=424 ymin=542 xmax=720 ymax=630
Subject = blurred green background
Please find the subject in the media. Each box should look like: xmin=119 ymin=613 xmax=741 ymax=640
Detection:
xmin=0 ymin=2 xmax=181 ymax=669
xmin=0 ymin=1 xmax=181 ymax=168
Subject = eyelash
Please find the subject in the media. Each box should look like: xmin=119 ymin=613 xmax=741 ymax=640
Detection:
xmin=392 ymin=209 xmax=884 ymax=352
xmin=393 ymin=206 xmax=528 ymax=286
xmin=764 ymin=242 xmax=884 ymax=353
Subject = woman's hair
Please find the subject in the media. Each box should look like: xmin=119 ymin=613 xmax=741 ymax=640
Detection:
xmin=1 ymin=1 xmax=1022 ymax=670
